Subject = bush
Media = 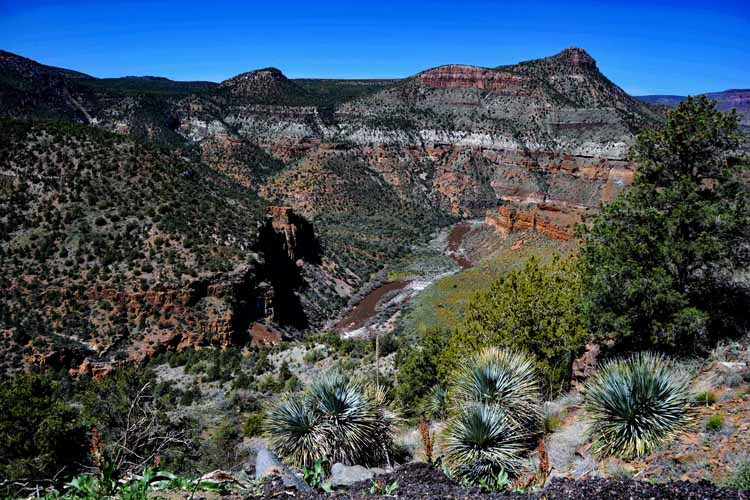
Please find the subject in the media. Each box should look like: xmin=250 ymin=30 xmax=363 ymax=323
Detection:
xmin=706 ymin=414 xmax=724 ymax=432
xmin=725 ymin=461 xmax=750 ymax=490
xmin=198 ymin=418 xmax=242 ymax=472
xmin=266 ymin=372 xmax=396 ymax=468
xmin=696 ymin=391 xmax=718 ymax=405
xmin=0 ymin=373 xmax=88 ymax=495
xmin=583 ymin=353 xmax=693 ymax=458
xmin=440 ymin=257 xmax=587 ymax=395
xmin=450 ymin=347 xmax=543 ymax=433
xmin=243 ymin=411 xmax=265 ymax=438
xmin=303 ymin=348 xmax=326 ymax=365
xmin=393 ymin=328 xmax=450 ymax=418
xmin=80 ymin=368 xmax=187 ymax=478
xmin=444 ymin=404 xmax=526 ymax=485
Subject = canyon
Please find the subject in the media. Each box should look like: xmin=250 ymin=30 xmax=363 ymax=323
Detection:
xmin=0 ymin=46 xmax=717 ymax=374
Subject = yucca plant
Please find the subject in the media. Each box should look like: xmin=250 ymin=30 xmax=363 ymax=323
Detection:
xmin=424 ymin=385 xmax=448 ymax=421
xmin=266 ymin=372 xmax=395 ymax=468
xmin=443 ymin=348 xmax=542 ymax=487
xmin=451 ymin=348 xmax=543 ymax=433
xmin=583 ymin=352 xmax=693 ymax=458
xmin=265 ymin=396 xmax=323 ymax=467
xmin=365 ymin=383 xmax=400 ymax=464
xmin=444 ymin=403 xmax=526 ymax=484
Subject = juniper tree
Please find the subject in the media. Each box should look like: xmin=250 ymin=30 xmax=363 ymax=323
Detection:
xmin=581 ymin=96 xmax=750 ymax=353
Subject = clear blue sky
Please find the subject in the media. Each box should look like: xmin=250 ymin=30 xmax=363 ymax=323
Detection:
xmin=0 ymin=0 xmax=747 ymax=95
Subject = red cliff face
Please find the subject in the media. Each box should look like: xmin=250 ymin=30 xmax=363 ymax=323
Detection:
xmin=485 ymin=204 xmax=589 ymax=241
xmin=419 ymin=65 xmax=529 ymax=94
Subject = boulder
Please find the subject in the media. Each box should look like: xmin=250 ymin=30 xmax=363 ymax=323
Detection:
xmin=717 ymin=361 xmax=748 ymax=373
xmin=199 ymin=470 xmax=235 ymax=484
xmin=714 ymin=361 xmax=750 ymax=386
xmin=330 ymin=463 xmax=385 ymax=487
xmin=254 ymin=447 xmax=311 ymax=492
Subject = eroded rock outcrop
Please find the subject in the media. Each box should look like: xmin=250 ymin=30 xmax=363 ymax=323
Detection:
xmin=268 ymin=206 xmax=299 ymax=260
xmin=486 ymin=204 xmax=586 ymax=241
xmin=419 ymin=65 xmax=530 ymax=94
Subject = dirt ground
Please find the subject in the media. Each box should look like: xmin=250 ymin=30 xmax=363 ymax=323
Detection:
xmin=257 ymin=462 xmax=749 ymax=499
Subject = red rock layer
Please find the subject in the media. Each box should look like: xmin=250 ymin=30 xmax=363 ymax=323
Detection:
xmin=556 ymin=47 xmax=597 ymax=71
xmin=419 ymin=65 xmax=529 ymax=94
xmin=485 ymin=204 xmax=588 ymax=241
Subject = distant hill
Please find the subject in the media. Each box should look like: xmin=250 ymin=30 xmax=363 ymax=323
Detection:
xmin=637 ymin=89 xmax=750 ymax=127
xmin=0 ymin=50 xmax=219 ymax=145
xmin=82 ymin=75 xmax=217 ymax=96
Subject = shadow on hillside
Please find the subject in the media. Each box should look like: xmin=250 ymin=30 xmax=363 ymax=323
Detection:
xmin=254 ymin=211 xmax=322 ymax=330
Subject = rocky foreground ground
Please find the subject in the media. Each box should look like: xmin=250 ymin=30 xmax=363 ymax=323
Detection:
xmin=254 ymin=462 xmax=748 ymax=500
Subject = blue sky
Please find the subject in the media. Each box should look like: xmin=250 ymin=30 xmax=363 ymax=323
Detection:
xmin=0 ymin=0 xmax=747 ymax=95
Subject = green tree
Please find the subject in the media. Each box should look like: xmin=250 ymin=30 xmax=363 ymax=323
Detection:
xmin=0 ymin=373 xmax=88 ymax=495
xmin=439 ymin=256 xmax=587 ymax=395
xmin=581 ymin=96 xmax=749 ymax=353
xmin=393 ymin=328 xmax=450 ymax=418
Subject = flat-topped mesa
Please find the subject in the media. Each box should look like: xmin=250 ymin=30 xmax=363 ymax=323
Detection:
xmin=419 ymin=65 xmax=528 ymax=92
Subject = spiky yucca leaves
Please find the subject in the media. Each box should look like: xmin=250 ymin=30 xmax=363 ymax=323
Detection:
xmin=267 ymin=372 xmax=395 ymax=468
xmin=425 ymin=385 xmax=448 ymax=420
xmin=443 ymin=348 xmax=543 ymax=486
xmin=583 ymin=352 xmax=694 ymax=458
xmin=451 ymin=348 xmax=543 ymax=432
xmin=309 ymin=374 xmax=391 ymax=466
xmin=266 ymin=397 xmax=323 ymax=467
xmin=444 ymin=404 xmax=526 ymax=483
xmin=365 ymin=383 xmax=400 ymax=464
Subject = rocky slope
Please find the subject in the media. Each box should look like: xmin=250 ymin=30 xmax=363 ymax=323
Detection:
xmin=0 ymin=50 xmax=214 ymax=146
xmin=0 ymin=48 xmax=661 ymax=227
xmin=1 ymin=47 xmax=670 ymax=373
xmin=0 ymin=120 xmax=322 ymax=375
xmin=252 ymin=48 xmax=656 ymax=240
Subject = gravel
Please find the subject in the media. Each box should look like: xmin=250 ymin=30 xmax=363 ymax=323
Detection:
xmin=260 ymin=462 xmax=750 ymax=499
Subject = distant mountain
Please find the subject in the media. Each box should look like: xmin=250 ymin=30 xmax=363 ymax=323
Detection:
xmin=637 ymin=89 xmax=750 ymax=127
xmin=84 ymin=75 xmax=217 ymax=96
xmin=0 ymin=50 xmax=218 ymax=145
xmin=636 ymin=95 xmax=685 ymax=107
